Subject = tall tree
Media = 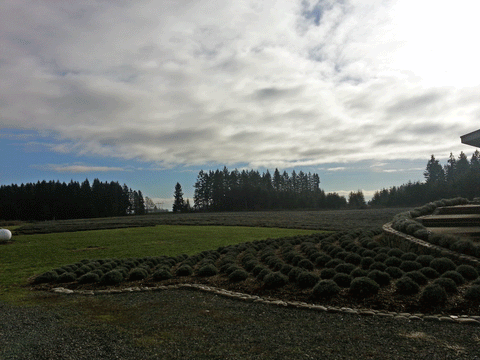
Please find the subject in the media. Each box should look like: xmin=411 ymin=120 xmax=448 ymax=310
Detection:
xmin=444 ymin=152 xmax=456 ymax=184
xmin=190 ymin=167 xmax=339 ymax=211
xmin=424 ymin=155 xmax=445 ymax=186
xmin=135 ymin=190 xmax=146 ymax=215
xmin=211 ymin=169 xmax=225 ymax=211
xmin=370 ymin=151 xmax=480 ymax=207
xmin=0 ymin=178 xmax=140 ymax=220
xmin=173 ymin=182 xmax=185 ymax=212
xmin=273 ymin=168 xmax=282 ymax=192
xmin=471 ymin=150 xmax=480 ymax=171
xmin=80 ymin=179 xmax=93 ymax=218
xmin=456 ymin=151 xmax=470 ymax=178
xmin=193 ymin=170 xmax=209 ymax=211
xmin=348 ymin=190 xmax=366 ymax=209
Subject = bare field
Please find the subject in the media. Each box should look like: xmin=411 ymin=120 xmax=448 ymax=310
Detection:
xmin=14 ymin=208 xmax=409 ymax=235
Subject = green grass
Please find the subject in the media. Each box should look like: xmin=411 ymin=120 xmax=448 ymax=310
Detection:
xmin=0 ymin=225 xmax=321 ymax=303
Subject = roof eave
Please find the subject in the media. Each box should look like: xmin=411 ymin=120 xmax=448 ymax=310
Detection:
xmin=461 ymin=129 xmax=480 ymax=147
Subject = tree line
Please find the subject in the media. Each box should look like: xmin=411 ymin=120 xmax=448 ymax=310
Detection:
xmin=0 ymin=179 xmax=145 ymax=221
xmin=184 ymin=167 xmax=348 ymax=212
xmin=369 ymin=150 xmax=480 ymax=207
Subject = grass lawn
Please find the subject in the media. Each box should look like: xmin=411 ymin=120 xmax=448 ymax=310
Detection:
xmin=0 ymin=225 xmax=320 ymax=302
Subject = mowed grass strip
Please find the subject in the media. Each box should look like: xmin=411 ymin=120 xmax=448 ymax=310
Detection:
xmin=0 ymin=225 xmax=320 ymax=301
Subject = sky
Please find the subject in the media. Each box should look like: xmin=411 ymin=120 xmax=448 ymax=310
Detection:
xmin=1 ymin=0 xmax=480 ymax=210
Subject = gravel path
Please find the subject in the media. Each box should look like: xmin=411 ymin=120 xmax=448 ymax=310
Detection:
xmin=1 ymin=289 xmax=480 ymax=359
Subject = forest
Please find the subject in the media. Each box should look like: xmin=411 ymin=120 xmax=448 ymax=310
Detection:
xmin=190 ymin=168 xmax=348 ymax=212
xmin=369 ymin=150 xmax=480 ymax=207
xmin=2 ymin=151 xmax=480 ymax=220
xmin=185 ymin=151 xmax=480 ymax=212
xmin=0 ymin=179 xmax=145 ymax=221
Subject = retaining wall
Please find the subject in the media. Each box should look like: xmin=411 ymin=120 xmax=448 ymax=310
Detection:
xmin=382 ymin=222 xmax=480 ymax=269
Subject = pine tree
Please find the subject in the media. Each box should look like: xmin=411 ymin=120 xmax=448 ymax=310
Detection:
xmin=456 ymin=152 xmax=470 ymax=178
xmin=173 ymin=182 xmax=184 ymax=212
xmin=471 ymin=150 xmax=480 ymax=171
xmin=348 ymin=190 xmax=366 ymax=209
xmin=444 ymin=152 xmax=456 ymax=184
xmin=424 ymin=155 xmax=445 ymax=185
xmin=184 ymin=199 xmax=192 ymax=212
xmin=273 ymin=168 xmax=282 ymax=192
xmin=193 ymin=170 xmax=209 ymax=211
xmin=136 ymin=190 xmax=146 ymax=215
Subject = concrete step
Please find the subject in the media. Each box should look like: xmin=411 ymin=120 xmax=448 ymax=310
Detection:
xmin=418 ymin=214 xmax=480 ymax=227
xmin=426 ymin=226 xmax=480 ymax=238
xmin=435 ymin=205 xmax=480 ymax=215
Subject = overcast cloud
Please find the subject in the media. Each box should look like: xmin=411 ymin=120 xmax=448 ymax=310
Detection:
xmin=1 ymin=0 xmax=479 ymax=172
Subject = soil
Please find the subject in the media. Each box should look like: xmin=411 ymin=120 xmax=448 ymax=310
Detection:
xmin=3 ymin=288 xmax=480 ymax=360
xmin=33 ymin=272 xmax=480 ymax=317
xmin=14 ymin=208 xmax=409 ymax=235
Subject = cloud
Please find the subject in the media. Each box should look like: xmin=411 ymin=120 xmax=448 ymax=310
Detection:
xmin=381 ymin=167 xmax=424 ymax=173
xmin=251 ymin=86 xmax=304 ymax=101
xmin=327 ymin=167 xmax=347 ymax=172
xmin=333 ymin=189 xmax=378 ymax=201
xmin=1 ymin=0 xmax=479 ymax=170
xmin=369 ymin=161 xmax=425 ymax=174
xmin=0 ymin=130 xmax=38 ymax=140
xmin=382 ymin=169 xmax=400 ymax=173
xmin=385 ymin=92 xmax=443 ymax=116
xmin=34 ymin=164 xmax=126 ymax=173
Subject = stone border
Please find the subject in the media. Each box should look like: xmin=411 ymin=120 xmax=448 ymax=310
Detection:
xmin=50 ymin=283 xmax=480 ymax=326
xmin=382 ymin=222 xmax=480 ymax=268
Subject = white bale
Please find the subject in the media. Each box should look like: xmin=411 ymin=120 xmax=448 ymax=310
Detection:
xmin=0 ymin=229 xmax=12 ymax=241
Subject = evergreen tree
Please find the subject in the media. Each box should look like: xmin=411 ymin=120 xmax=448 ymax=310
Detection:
xmin=191 ymin=167 xmax=338 ymax=211
xmin=370 ymin=151 xmax=480 ymax=207
xmin=0 ymin=179 xmax=139 ymax=220
xmin=424 ymin=155 xmax=445 ymax=185
xmin=444 ymin=153 xmax=456 ymax=184
xmin=456 ymin=152 xmax=470 ymax=178
xmin=193 ymin=170 xmax=209 ymax=211
xmin=135 ymin=190 xmax=146 ymax=215
xmin=80 ymin=179 xmax=93 ymax=218
xmin=211 ymin=169 xmax=225 ymax=211
xmin=468 ymin=150 xmax=480 ymax=199
xmin=325 ymin=192 xmax=347 ymax=209
xmin=348 ymin=190 xmax=366 ymax=209
xmin=173 ymin=182 xmax=184 ymax=212
xmin=471 ymin=150 xmax=480 ymax=171
xmin=184 ymin=199 xmax=192 ymax=212
xmin=273 ymin=168 xmax=282 ymax=192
